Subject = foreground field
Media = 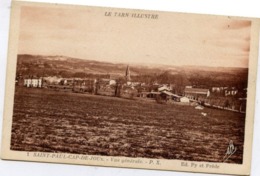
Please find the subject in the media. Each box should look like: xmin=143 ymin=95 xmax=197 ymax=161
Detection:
xmin=11 ymin=87 xmax=245 ymax=163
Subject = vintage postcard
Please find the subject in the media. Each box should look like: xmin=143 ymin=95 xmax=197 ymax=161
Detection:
xmin=1 ymin=1 xmax=260 ymax=175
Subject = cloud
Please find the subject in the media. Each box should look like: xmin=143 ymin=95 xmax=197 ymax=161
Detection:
xmin=18 ymin=6 xmax=252 ymax=68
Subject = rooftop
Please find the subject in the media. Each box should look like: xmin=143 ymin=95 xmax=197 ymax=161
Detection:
xmin=184 ymin=88 xmax=209 ymax=94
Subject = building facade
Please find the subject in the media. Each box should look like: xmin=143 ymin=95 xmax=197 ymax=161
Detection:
xmin=24 ymin=78 xmax=42 ymax=88
xmin=184 ymin=88 xmax=210 ymax=100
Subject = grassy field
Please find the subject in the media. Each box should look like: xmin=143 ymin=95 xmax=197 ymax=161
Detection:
xmin=11 ymin=87 xmax=245 ymax=163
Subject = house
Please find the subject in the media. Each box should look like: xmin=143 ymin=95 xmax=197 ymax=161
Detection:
xmin=131 ymin=82 xmax=141 ymax=86
xmin=212 ymin=87 xmax=222 ymax=93
xmin=38 ymin=64 xmax=44 ymax=68
xmin=109 ymin=79 xmax=117 ymax=85
xmin=211 ymin=86 xmax=228 ymax=93
xmin=224 ymin=87 xmax=238 ymax=96
xmin=149 ymin=84 xmax=160 ymax=92
xmin=120 ymin=86 xmax=138 ymax=99
xmin=160 ymin=90 xmax=175 ymax=102
xmin=15 ymin=74 xmax=24 ymax=86
xmin=137 ymin=91 xmax=150 ymax=98
xmin=73 ymin=79 xmax=96 ymax=93
xmin=158 ymin=85 xmax=171 ymax=92
xmin=24 ymin=77 xmax=42 ymax=88
xmin=96 ymin=84 xmax=116 ymax=96
xmin=185 ymin=85 xmax=193 ymax=88
xmin=96 ymin=78 xmax=117 ymax=96
xmin=179 ymin=97 xmax=190 ymax=103
xmin=109 ymin=74 xmax=121 ymax=85
xmin=98 ymin=78 xmax=111 ymax=86
xmin=147 ymin=92 xmax=161 ymax=99
xmin=184 ymin=88 xmax=210 ymax=100
xmin=60 ymin=78 xmax=75 ymax=86
xmin=42 ymin=76 xmax=63 ymax=85
xmin=160 ymin=90 xmax=190 ymax=103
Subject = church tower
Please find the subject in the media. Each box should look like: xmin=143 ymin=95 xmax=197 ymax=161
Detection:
xmin=125 ymin=65 xmax=131 ymax=81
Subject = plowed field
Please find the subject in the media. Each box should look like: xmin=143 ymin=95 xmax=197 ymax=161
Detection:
xmin=11 ymin=87 xmax=245 ymax=163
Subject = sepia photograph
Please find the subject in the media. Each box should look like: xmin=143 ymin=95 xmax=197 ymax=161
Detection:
xmin=1 ymin=1 xmax=260 ymax=175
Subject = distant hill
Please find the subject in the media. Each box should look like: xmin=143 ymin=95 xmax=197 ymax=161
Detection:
xmin=16 ymin=54 xmax=182 ymax=77
xmin=16 ymin=54 xmax=248 ymax=88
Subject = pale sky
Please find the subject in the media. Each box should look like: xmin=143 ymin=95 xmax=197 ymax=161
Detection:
xmin=18 ymin=5 xmax=251 ymax=68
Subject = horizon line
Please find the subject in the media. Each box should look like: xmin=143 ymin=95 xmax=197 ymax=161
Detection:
xmin=17 ymin=53 xmax=249 ymax=69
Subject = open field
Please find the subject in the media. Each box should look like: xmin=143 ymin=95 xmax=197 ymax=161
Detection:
xmin=11 ymin=87 xmax=245 ymax=163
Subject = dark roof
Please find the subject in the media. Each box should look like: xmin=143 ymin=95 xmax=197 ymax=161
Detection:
xmin=161 ymin=90 xmax=181 ymax=98
xmin=149 ymin=92 xmax=161 ymax=95
xmin=225 ymin=87 xmax=238 ymax=91
xmin=24 ymin=76 xmax=41 ymax=79
xmin=184 ymin=88 xmax=209 ymax=94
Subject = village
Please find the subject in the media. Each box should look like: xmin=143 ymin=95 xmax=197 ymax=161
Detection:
xmin=16 ymin=65 xmax=247 ymax=113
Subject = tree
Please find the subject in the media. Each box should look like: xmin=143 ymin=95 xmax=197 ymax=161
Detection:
xmin=224 ymin=99 xmax=230 ymax=109
xmin=115 ymin=77 xmax=126 ymax=97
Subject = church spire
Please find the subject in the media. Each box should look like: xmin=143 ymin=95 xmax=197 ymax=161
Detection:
xmin=125 ymin=65 xmax=131 ymax=81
